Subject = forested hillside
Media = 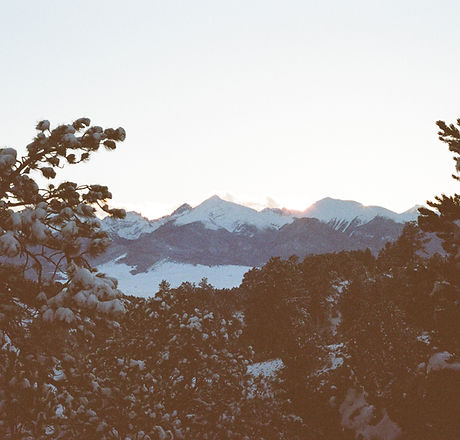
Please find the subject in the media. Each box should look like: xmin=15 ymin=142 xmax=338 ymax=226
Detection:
xmin=0 ymin=118 xmax=459 ymax=439
xmin=1 ymin=230 xmax=459 ymax=439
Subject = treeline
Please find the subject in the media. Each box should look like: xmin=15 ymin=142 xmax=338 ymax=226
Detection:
xmin=1 ymin=222 xmax=458 ymax=439
xmin=239 ymin=222 xmax=459 ymax=439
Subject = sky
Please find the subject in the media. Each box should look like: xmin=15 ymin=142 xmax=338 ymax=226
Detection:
xmin=1 ymin=0 xmax=459 ymax=218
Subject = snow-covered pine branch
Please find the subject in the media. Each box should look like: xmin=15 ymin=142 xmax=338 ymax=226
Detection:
xmin=0 ymin=118 xmax=127 ymax=318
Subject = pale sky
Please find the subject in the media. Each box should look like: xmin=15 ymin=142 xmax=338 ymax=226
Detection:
xmin=1 ymin=0 xmax=459 ymax=218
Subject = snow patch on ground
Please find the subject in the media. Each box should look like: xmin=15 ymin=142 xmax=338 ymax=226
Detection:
xmin=315 ymin=344 xmax=344 ymax=375
xmin=246 ymin=359 xmax=284 ymax=399
xmin=98 ymin=259 xmax=252 ymax=297
xmin=427 ymin=352 xmax=460 ymax=373
xmin=339 ymin=388 xmax=402 ymax=440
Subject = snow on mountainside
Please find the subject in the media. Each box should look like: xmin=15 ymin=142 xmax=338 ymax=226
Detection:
xmin=173 ymin=195 xmax=293 ymax=232
xmin=101 ymin=196 xmax=420 ymax=241
xmin=98 ymin=258 xmax=252 ymax=296
xmin=101 ymin=196 xmax=293 ymax=240
xmin=292 ymin=197 xmax=419 ymax=225
xmin=102 ymin=211 xmax=161 ymax=240
xmin=102 ymin=204 xmax=193 ymax=240
xmin=96 ymin=196 xmax=422 ymax=295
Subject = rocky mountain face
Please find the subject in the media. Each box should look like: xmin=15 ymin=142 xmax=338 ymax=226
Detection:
xmin=99 ymin=214 xmax=405 ymax=269
xmin=93 ymin=196 xmax=420 ymax=294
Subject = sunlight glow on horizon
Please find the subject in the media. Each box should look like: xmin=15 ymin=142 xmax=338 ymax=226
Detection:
xmin=1 ymin=0 xmax=459 ymax=219
xmin=119 ymin=192 xmax=422 ymax=221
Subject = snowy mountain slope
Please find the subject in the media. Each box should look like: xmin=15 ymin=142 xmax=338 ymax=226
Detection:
xmin=102 ymin=196 xmax=419 ymax=241
xmin=101 ymin=204 xmax=193 ymax=240
xmin=98 ymin=258 xmax=252 ymax=296
xmin=291 ymin=197 xmax=419 ymax=225
xmin=101 ymin=196 xmax=292 ymax=240
xmin=173 ymin=195 xmax=293 ymax=232
xmin=102 ymin=211 xmax=162 ymax=240
xmin=95 ymin=196 xmax=424 ymax=295
xmin=94 ymin=216 xmax=410 ymax=295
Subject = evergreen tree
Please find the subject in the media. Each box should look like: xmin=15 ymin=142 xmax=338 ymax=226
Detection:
xmin=0 ymin=119 xmax=127 ymax=321
xmin=418 ymin=119 xmax=460 ymax=267
xmin=417 ymin=119 xmax=460 ymax=344
xmin=377 ymin=221 xmax=427 ymax=272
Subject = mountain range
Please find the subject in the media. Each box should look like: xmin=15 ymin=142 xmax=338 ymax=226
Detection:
xmin=96 ymin=196 xmax=421 ymax=295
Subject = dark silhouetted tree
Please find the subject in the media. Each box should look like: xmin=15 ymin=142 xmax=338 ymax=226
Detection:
xmin=418 ymin=119 xmax=460 ymax=267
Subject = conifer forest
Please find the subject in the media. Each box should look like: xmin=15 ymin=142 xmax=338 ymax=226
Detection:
xmin=0 ymin=117 xmax=459 ymax=439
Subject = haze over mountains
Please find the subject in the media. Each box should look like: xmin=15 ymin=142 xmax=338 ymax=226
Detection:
xmin=97 ymin=196 xmax=420 ymax=295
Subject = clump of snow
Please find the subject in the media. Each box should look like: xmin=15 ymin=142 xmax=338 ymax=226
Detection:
xmin=186 ymin=316 xmax=202 ymax=331
xmin=332 ymin=280 xmax=350 ymax=294
xmin=339 ymin=388 xmax=402 ymax=440
xmin=152 ymin=425 xmax=169 ymax=440
xmin=314 ymin=344 xmax=344 ymax=376
xmin=44 ymin=263 xmax=125 ymax=320
xmin=129 ymin=359 xmax=146 ymax=371
xmin=42 ymin=308 xmax=55 ymax=322
xmin=96 ymin=299 xmax=125 ymax=315
xmin=0 ymin=231 xmax=20 ymax=257
xmin=31 ymin=219 xmax=48 ymax=241
xmin=55 ymin=307 xmax=75 ymax=323
xmin=55 ymin=403 xmax=65 ymax=418
xmin=417 ymin=332 xmax=431 ymax=345
xmin=36 ymin=119 xmax=50 ymax=131
xmin=1 ymin=330 xmax=20 ymax=354
xmin=233 ymin=311 xmax=245 ymax=324
xmin=53 ymin=366 xmax=66 ymax=382
xmin=0 ymin=147 xmax=17 ymax=170
xmin=61 ymin=220 xmax=78 ymax=238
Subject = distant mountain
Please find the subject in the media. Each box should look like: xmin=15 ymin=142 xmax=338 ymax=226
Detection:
xmin=97 ymin=196 xmax=420 ymax=295
xmin=102 ymin=196 xmax=419 ymax=240
xmin=173 ymin=195 xmax=293 ymax=233
xmin=286 ymin=197 xmax=420 ymax=227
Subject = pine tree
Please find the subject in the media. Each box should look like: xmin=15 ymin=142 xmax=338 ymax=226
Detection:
xmin=418 ymin=119 xmax=460 ymax=267
xmin=0 ymin=119 xmax=127 ymax=320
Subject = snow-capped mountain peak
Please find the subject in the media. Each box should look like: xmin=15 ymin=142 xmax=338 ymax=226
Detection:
xmin=173 ymin=195 xmax=293 ymax=233
xmin=294 ymin=197 xmax=419 ymax=225
xmin=101 ymin=211 xmax=158 ymax=240
xmin=400 ymin=205 xmax=423 ymax=219
xmin=171 ymin=203 xmax=192 ymax=216
xmin=97 ymin=196 xmax=425 ymax=294
xmin=102 ymin=196 xmax=420 ymax=240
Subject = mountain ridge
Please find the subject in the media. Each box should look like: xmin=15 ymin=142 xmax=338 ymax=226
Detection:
xmin=94 ymin=196 xmax=425 ymax=295
xmin=102 ymin=196 xmax=420 ymax=241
